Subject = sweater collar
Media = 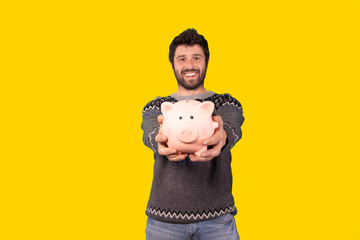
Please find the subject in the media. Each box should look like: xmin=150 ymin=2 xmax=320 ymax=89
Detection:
xmin=170 ymin=91 xmax=216 ymax=101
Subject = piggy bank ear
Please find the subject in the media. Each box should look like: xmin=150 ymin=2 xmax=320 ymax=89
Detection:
xmin=161 ymin=102 xmax=174 ymax=115
xmin=199 ymin=101 xmax=215 ymax=114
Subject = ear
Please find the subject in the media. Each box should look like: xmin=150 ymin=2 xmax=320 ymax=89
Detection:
xmin=161 ymin=102 xmax=174 ymax=115
xmin=199 ymin=101 xmax=215 ymax=114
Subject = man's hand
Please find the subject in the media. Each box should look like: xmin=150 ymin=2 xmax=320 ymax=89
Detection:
xmin=155 ymin=115 xmax=188 ymax=161
xmin=189 ymin=115 xmax=227 ymax=162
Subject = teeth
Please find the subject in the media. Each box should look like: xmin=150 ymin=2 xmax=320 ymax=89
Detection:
xmin=185 ymin=73 xmax=196 ymax=76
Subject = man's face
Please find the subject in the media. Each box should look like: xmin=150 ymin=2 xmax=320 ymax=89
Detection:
xmin=173 ymin=44 xmax=207 ymax=90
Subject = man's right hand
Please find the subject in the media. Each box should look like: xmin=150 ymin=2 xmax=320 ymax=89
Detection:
xmin=155 ymin=115 xmax=187 ymax=161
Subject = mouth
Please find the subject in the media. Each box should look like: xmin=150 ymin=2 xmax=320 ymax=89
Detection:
xmin=182 ymin=70 xmax=199 ymax=78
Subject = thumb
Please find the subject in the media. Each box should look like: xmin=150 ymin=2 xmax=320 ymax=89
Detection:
xmin=158 ymin=114 xmax=164 ymax=125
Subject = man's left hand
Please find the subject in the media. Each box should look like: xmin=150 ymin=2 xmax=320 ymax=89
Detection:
xmin=189 ymin=115 xmax=227 ymax=162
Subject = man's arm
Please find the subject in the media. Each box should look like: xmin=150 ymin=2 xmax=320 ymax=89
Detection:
xmin=141 ymin=97 xmax=187 ymax=161
xmin=216 ymin=93 xmax=244 ymax=151
xmin=141 ymin=99 xmax=162 ymax=153
xmin=189 ymin=93 xmax=244 ymax=161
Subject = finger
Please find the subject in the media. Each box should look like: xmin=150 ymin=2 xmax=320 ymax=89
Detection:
xmin=157 ymin=115 xmax=164 ymax=125
xmin=213 ymin=115 xmax=223 ymax=126
xmin=155 ymin=133 xmax=167 ymax=143
xmin=202 ymin=131 xmax=221 ymax=146
xmin=158 ymin=147 xmax=177 ymax=156
xmin=189 ymin=154 xmax=212 ymax=162
xmin=168 ymin=154 xmax=187 ymax=162
xmin=199 ymin=148 xmax=221 ymax=158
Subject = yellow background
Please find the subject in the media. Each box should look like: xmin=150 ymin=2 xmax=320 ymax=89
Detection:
xmin=1 ymin=0 xmax=359 ymax=239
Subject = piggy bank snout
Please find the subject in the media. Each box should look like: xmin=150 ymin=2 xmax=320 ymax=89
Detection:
xmin=176 ymin=124 xmax=199 ymax=143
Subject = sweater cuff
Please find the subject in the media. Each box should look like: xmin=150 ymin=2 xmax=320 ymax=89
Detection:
xmin=222 ymin=122 xmax=240 ymax=151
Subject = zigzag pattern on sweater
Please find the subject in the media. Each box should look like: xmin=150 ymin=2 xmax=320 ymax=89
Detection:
xmin=146 ymin=206 xmax=236 ymax=221
xmin=143 ymin=104 xmax=160 ymax=113
xmin=142 ymin=96 xmax=176 ymax=113
xmin=221 ymin=101 xmax=243 ymax=111
xmin=149 ymin=127 xmax=159 ymax=152
xmin=205 ymin=93 xmax=243 ymax=112
xmin=223 ymin=122 xmax=239 ymax=148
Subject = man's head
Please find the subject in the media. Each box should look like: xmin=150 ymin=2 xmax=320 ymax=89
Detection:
xmin=169 ymin=29 xmax=210 ymax=68
xmin=169 ymin=29 xmax=210 ymax=91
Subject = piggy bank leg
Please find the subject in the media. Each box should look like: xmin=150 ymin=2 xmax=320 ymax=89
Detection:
xmin=194 ymin=146 xmax=208 ymax=156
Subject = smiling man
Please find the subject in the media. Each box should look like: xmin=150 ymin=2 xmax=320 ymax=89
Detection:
xmin=173 ymin=44 xmax=207 ymax=91
xmin=141 ymin=29 xmax=244 ymax=240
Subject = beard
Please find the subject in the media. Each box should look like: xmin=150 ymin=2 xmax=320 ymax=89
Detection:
xmin=174 ymin=67 xmax=207 ymax=90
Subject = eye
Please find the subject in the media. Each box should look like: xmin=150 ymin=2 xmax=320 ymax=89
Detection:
xmin=190 ymin=116 xmax=194 ymax=119
xmin=179 ymin=116 xmax=183 ymax=120
xmin=178 ymin=58 xmax=185 ymax=62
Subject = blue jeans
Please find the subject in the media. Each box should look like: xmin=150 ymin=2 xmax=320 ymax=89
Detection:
xmin=146 ymin=213 xmax=239 ymax=240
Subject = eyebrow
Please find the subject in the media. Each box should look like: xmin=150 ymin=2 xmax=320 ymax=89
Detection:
xmin=176 ymin=55 xmax=186 ymax=59
xmin=176 ymin=54 xmax=204 ymax=59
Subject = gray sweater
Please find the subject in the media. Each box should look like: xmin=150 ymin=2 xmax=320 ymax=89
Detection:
xmin=141 ymin=91 xmax=244 ymax=223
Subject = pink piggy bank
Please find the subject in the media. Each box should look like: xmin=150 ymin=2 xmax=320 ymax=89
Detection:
xmin=161 ymin=100 xmax=219 ymax=156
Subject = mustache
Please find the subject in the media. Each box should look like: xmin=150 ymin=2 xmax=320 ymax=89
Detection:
xmin=181 ymin=69 xmax=200 ymax=74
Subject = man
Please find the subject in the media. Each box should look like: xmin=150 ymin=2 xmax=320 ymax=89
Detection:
xmin=141 ymin=28 xmax=244 ymax=240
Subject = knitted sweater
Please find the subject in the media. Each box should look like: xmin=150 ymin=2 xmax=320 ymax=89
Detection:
xmin=141 ymin=91 xmax=244 ymax=224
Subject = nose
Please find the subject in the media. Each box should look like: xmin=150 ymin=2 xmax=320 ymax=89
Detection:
xmin=176 ymin=124 xmax=199 ymax=143
xmin=185 ymin=59 xmax=195 ymax=68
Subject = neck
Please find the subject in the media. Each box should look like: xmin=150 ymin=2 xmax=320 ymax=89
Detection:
xmin=176 ymin=85 xmax=207 ymax=96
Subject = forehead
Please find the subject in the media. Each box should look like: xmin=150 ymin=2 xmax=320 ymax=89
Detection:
xmin=174 ymin=44 xmax=205 ymax=57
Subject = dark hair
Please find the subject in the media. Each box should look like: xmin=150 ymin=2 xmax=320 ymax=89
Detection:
xmin=169 ymin=28 xmax=209 ymax=68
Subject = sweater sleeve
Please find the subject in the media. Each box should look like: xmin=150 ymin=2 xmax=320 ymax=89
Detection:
xmin=141 ymin=96 xmax=176 ymax=153
xmin=213 ymin=93 xmax=244 ymax=151
xmin=141 ymin=97 xmax=163 ymax=153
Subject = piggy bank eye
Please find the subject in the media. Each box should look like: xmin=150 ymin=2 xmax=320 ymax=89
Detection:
xmin=179 ymin=116 xmax=183 ymax=120
xmin=190 ymin=116 xmax=194 ymax=119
